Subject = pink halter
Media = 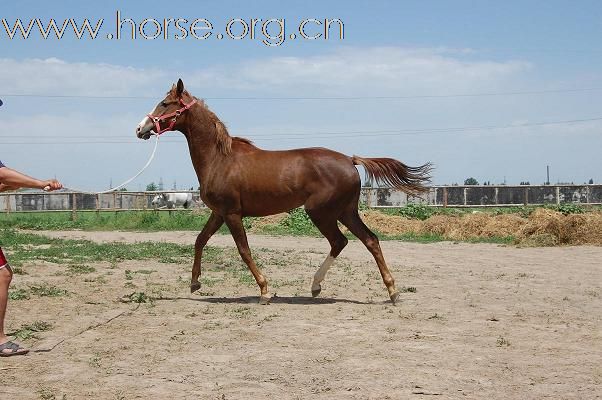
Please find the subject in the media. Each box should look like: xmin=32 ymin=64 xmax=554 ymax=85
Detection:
xmin=148 ymin=98 xmax=196 ymax=135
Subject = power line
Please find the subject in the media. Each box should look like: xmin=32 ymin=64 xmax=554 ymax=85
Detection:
xmin=3 ymin=116 xmax=602 ymax=137
xmin=1 ymin=115 xmax=601 ymax=145
xmin=1 ymin=87 xmax=602 ymax=101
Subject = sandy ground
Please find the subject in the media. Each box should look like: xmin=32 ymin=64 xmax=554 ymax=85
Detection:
xmin=1 ymin=230 xmax=600 ymax=399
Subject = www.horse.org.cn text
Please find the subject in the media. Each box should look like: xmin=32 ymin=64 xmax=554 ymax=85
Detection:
xmin=0 ymin=11 xmax=345 ymax=47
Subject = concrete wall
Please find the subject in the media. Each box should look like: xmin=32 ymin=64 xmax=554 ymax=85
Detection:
xmin=361 ymin=185 xmax=602 ymax=207
xmin=1 ymin=185 xmax=601 ymax=212
xmin=0 ymin=191 xmax=202 ymax=212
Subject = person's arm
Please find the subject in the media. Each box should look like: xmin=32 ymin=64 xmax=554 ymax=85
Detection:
xmin=0 ymin=167 xmax=62 ymax=191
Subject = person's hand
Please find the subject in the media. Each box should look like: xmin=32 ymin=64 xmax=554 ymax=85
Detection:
xmin=41 ymin=179 xmax=63 ymax=191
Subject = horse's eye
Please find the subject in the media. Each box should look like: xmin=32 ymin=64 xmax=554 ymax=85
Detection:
xmin=160 ymin=101 xmax=168 ymax=107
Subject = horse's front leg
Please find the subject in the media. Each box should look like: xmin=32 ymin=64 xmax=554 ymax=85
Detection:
xmin=190 ymin=211 xmax=224 ymax=293
xmin=223 ymin=213 xmax=271 ymax=304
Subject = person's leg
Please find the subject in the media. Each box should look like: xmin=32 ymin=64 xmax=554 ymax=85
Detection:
xmin=0 ymin=263 xmax=13 ymax=344
xmin=0 ymin=248 xmax=28 ymax=356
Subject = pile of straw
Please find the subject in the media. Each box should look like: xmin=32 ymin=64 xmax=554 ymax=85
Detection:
xmin=358 ymin=209 xmax=602 ymax=246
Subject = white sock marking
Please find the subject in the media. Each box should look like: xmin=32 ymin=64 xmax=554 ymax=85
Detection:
xmin=312 ymin=255 xmax=335 ymax=291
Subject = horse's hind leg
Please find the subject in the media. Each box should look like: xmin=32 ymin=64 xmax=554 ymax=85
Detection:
xmin=223 ymin=213 xmax=271 ymax=304
xmin=190 ymin=211 xmax=224 ymax=293
xmin=305 ymin=209 xmax=348 ymax=297
xmin=339 ymin=210 xmax=400 ymax=304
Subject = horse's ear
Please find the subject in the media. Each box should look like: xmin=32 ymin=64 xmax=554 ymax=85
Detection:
xmin=176 ymin=79 xmax=184 ymax=97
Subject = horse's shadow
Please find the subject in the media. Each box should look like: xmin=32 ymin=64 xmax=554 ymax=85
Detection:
xmin=158 ymin=295 xmax=371 ymax=305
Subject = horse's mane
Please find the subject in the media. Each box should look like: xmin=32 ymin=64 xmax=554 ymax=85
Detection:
xmin=176 ymin=90 xmax=253 ymax=156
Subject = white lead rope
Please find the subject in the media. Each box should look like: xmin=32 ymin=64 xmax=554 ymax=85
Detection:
xmin=45 ymin=134 xmax=160 ymax=194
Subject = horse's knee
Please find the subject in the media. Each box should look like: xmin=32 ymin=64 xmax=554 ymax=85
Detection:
xmin=331 ymin=236 xmax=348 ymax=257
xmin=239 ymin=249 xmax=254 ymax=264
xmin=365 ymin=234 xmax=380 ymax=252
xmin=194 ymin=233 xmax=209 ymax=249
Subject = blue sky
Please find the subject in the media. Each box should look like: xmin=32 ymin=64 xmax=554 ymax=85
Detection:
xmin=1 ymin=0 xmax=602 ymax=189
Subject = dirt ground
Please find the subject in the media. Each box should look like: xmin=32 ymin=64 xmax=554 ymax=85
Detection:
xmin=1 ymin=231 xmax=601 ymax=399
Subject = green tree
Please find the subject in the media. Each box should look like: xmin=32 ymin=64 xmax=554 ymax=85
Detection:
xmin=464 ymin=177 xmax=479 ymax=185
xmin=146 ymin=182 xmax=158 ymax=191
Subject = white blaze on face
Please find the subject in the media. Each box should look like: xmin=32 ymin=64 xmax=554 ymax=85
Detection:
xmin=312 ymin=255 xmax=335 ymax=292
xmin=136 ymin=107 xmax=157 ymax=136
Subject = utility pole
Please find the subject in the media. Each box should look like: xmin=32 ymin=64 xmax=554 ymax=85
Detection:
xmin=546 ymin=165 xmax=550 ymax=185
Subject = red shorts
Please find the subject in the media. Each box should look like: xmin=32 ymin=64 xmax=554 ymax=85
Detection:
xmin=0 ymin=247 xmax=7 ymax=269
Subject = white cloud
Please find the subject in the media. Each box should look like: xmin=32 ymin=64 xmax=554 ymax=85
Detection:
xmin=0 ymin=57 xmax=166 ymax=96
xmin=188 ymin=47 xmax=532 ymax=94
xmin=0 ymin=48 xmax=532 ymax=97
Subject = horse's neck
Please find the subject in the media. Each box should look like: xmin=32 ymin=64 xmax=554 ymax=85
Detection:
xmin=183 ymin=115 xmax=228 ymax=184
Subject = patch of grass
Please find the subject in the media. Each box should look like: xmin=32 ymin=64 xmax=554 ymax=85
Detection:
xmin=1 ymin=205 xmax=601 ymax=247
xmin=10 ymin=265 xmax=27 ymax=275
xmin=230 ymin=306 xmax=255 ymax=319
xmin=200 ymin=276 xmax=222 ymax=287
xmin=394 ymin=204 xmax=435 ymax=220
xmin=124 ymin=270 xmax=133 ymax=280
xmin=10 ymin=320 xmax=53 ymax=341
xmin=427 ymin=313 xmax=443 ymax=320
xmin=279 ymin=208 xmax=320 ymax=236
xmin=84 ymin=275 xmax=108 ymax=284
xmin=466 ymin=236 xmax=515 ymax=245
xmin=125 ymin=292 xmax=150 ymax=303
xmin=89 ymin=352 xmax=102 ymax=368
xmin=1 ymin=229 xmax=219 ymax=266
xmin=496 ymin=336 xmax=511 ymax=347
xmin=379 ymin=232 xmax=445 ymax=243
xmin=67 ymin=264 xmax=96 ymax=275
xmin=29 ymin=283 xmax=69 ymax=297
xmin=0 ymin=210 xmax=213 ymax=231
xmin=8 ymin=288 xmax=30 ymax=300
xmin=236 ymin=271 xmax=256 ymax=286
xmin=553 ymin=203 xmax=584 ymax=215
xmin=399 ymin=286 xmax=417 ymax=293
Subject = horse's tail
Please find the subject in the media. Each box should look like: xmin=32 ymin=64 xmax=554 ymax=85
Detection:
xmin=352 ymin=156 xmax=433 ymax=196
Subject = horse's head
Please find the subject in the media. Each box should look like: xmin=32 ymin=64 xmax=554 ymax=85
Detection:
xmin=136 ymin=79 xmax=196 ymax=140
xmin=151 ymin=193 xmax=167 ymax=207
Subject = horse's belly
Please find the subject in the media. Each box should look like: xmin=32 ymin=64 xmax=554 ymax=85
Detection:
xmin=241 ymin=192 xmax=306 ymax=217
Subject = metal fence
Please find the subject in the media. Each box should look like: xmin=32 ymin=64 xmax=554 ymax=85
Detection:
xmin=1 ymin=185 xmax=601 ymax=214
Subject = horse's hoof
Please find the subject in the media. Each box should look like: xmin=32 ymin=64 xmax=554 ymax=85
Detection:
xmin=190 ymin=282 xmax=201 ymax=293
xmin=390 ymin=291 xmax=400 ymax=305
xmin=259 ymin=295 xmax=271 ymax=305
xmin=311 ymin=285 xmax=322 ymax=298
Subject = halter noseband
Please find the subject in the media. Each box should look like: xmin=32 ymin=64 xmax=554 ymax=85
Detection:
xmin=148 ymin=98 xmax=197 ymax=135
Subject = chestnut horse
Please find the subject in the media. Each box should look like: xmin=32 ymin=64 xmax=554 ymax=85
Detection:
xmin=136 ymin=79 xmax=431 ymax=304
